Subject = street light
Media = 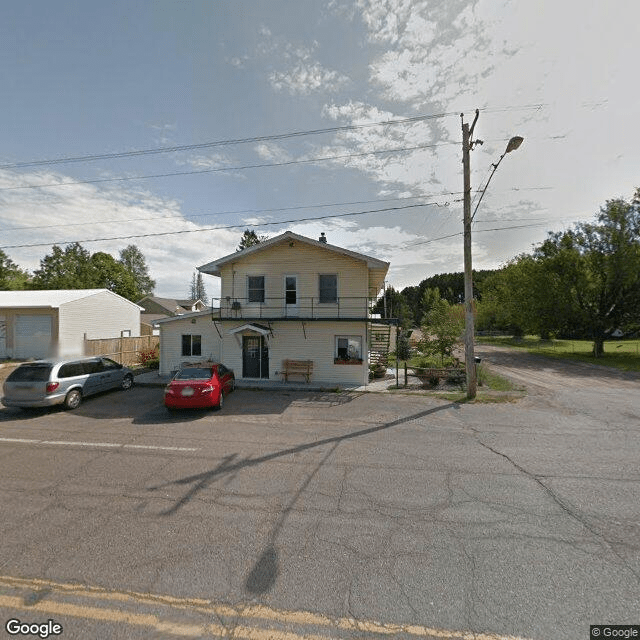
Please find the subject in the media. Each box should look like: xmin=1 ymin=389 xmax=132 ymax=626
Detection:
xmin=471 ymin=136 xmax=524 ymax=222
xmin=461 ymin=113 xmax=523 ymax=399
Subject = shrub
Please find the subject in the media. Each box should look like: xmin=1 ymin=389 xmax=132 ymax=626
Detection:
xmin=138 ymin=347 xmax=159 ymax=369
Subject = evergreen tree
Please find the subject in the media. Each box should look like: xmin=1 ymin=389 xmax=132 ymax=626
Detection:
xmin=189 ymin=271 xmax=208 ymax=305
xmin=237 ymin=229 xmax=267 ymax=251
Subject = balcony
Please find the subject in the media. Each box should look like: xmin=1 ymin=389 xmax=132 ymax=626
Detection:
xmin=212 ymin=296 xmax=380 ymax=321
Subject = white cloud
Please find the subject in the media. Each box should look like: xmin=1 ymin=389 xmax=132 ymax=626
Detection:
xmin=254 ymin=143 xmax=292 ymax=164
xmin=270 ymin=60 xmax=349 ymax=96
xmin=0 ymin=169 xmax=240 ymax=299
xmin=264 ymin=37 xmax=350 ymax=96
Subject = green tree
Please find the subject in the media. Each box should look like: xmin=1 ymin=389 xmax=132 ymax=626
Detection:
xmin=237 ymin=229 xmax=267 ymax=251
xmin=189 ymin=271 xmax=208 ymax=305
xmin=32 ymin=243 xmax=93 ymax=289
xmin=0 ymin=250 xmax=30 ymax=290
xmin=420 ymin=292 xmax=464 ymax=365
xmin=372 ymin=286 xmax=412 ymax=328
xmin=478 ymin=190 xmax=640 ymax=356
xmin=119 ymin=245 xmax=155 ymax=297
xmin=477 ymin=256 xmax=571 ymax=339
xmin=533 ymin=192 xmax=640 ymax=356
xmin=89 ymin=252 xmax=139 ymax=300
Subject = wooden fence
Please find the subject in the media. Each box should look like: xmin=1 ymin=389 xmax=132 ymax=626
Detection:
xmin=84 ymin=335 xmax=159 ymax=367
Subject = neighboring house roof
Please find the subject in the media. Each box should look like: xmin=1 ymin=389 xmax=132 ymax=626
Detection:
xmin=198 ymin=231 xmax=390 ymax=278
xmin=0 ymin=289 xmax=143 ymax=310
xmin=137 ymin=296 xmax=204 ymax=315
xmin=141 ymin=313 xmax=171 ymax=325
xmin=154 ymin=309 xmax=218 ymax=325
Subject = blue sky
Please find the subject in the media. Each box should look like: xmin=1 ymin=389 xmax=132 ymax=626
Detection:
xmin=1 ymin=0 xmax=638 ymax=300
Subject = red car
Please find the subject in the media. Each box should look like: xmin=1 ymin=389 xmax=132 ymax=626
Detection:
xmin=164 ymin=364 xmax=235 ymax=411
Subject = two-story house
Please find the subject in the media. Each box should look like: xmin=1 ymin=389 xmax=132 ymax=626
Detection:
xmin=156 ymin=231 xmax=390 ymax=387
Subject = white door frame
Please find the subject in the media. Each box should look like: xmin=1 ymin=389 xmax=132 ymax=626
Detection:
xmin=284 ymin=274 xmax=298 ymax=317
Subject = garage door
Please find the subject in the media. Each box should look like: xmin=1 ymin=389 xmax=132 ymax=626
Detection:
xmin=15 ymin=315 xmax=53 ymax=359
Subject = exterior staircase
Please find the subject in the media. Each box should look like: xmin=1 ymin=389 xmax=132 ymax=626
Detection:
xmin=368 ymin=323 xmax=392 ymax=368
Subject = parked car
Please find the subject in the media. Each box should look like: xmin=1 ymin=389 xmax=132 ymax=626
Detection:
xmin=164 ymin=363 xmax=234 ymax=411
xmin=2 ymin=357 xmax=134 ymax=410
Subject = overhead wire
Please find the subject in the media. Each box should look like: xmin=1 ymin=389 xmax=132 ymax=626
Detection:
xmin=0 ymin=200 xmax=458 ymax=249
xmin=0 ymin=112 xmax=456 ymax=170
xmin=0 ymin=192 xmax=463 ymax=233
xmin=0 ymin=142 xmax=457 ymax=192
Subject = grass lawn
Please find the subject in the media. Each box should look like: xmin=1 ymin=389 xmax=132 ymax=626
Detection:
xmin=476 ymin=336 xmax=640 ymax=372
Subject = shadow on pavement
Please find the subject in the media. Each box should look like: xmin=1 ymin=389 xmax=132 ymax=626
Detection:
xmin=145 ymin=401 xmax=458 ymax=594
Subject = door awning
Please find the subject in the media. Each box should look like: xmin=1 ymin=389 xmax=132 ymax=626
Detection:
xmin=228 ymin=323 xmax=271 ymax=336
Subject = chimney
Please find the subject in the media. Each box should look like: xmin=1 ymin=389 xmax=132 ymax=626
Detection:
xmin=319 ymin=232 xmax=327 ymax=243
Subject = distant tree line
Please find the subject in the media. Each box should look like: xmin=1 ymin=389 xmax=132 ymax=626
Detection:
xmin=373 ymin=269 xmax=497 ymax=328
xmin=476 ymin=189 xmax=640 ymax=356
xmin=0 ymin=243 xmax=155 ymax=302
xmin=375 ymin=188 xmax=640 ymax=358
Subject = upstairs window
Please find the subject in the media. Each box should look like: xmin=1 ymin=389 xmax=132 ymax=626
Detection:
xmin=248 ymin=276 xmax=265 ymax=303
xmin=319 ymin=274 xmax=338 ymax=303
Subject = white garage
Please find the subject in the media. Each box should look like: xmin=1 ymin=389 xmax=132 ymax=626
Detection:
xmin=0 ymin=289 xmax=142 ymax=360
xmin=15 ymin=315 xmax=53 ymax=359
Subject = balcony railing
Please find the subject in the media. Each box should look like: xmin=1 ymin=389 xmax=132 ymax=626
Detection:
xmin=211 ymin=296 xmax=381 ymax=320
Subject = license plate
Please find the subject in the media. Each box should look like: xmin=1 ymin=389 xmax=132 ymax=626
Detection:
xmin=181 ymin=387 xmax=194 ymax=396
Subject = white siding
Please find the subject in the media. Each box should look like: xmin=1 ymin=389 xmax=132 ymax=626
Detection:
xmin=159 ymin=316 xmax=222 ymax=374
xmin=221 ymin=320 xmax=369 ymax=386
xmin=58 ymin=291 xmax=140 ymax=356
xmin=219 ymin=240 xmax=371 ymax=318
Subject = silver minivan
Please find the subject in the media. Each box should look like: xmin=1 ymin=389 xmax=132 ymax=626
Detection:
xmin=1 ymin=357 xmax=134 ymax=410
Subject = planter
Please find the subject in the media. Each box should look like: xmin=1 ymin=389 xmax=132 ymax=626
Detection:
xmin=372 ymin=365 xmax=387 ymax=378
xmin=412 ymin=367 xmax=465 ymax=388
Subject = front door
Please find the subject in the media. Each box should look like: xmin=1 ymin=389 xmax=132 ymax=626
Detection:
xmin=242 ymin=335 xmax=269 ymax=378
xmin=285 ymin=276 xmax=298 ymax=316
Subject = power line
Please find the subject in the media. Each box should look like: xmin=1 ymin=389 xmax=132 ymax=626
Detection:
xmin=0 ymin=201 xmax=455 ymax=250
xmin=0 ymin=142 xmax=456 ymax=192
xmin=0 ymin=112 xmax=456 ymax=170
xmin=0 ymin=193 xmax=464 ymax=233
xmin=0 ymin=103 xmax=555 ymax=171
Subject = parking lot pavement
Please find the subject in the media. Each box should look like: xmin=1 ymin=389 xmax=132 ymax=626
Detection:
xmin=1 ymin=367 xmax=639 ymax=640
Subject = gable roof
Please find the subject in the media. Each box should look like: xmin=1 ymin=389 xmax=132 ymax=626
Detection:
xmin=0 ymin=289 xmax=143 ymax=310
xmin=198 ymin=231 xmax=390 ymax=277
xmin=137 ymin=295 xmax=203 ymax=314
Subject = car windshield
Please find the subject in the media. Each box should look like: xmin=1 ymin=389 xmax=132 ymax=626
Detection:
xmin=7 ymin=364 xmax=53 ymax=382
xmin=174 ymin=367 xmax=213 ymax=380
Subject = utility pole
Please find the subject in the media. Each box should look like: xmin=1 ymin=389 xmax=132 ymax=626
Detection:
xmin=461 ymin=110 xmax=480 ymax=399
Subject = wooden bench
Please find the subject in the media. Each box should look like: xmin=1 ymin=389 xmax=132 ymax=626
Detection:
xmin=281 ymin=359 xmax=313 ymax=383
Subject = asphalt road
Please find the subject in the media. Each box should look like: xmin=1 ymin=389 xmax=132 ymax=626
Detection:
xmin=0 ymin=352 xmax=639 ymax=640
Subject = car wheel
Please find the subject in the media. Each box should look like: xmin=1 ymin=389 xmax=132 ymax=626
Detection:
xmin=64 ymin=389 xmax=82 ymax=410
xmin=217 ymin=390 xmax=224 ymax=410
xmin=121 ymin=374 xmax=134 ymax=390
